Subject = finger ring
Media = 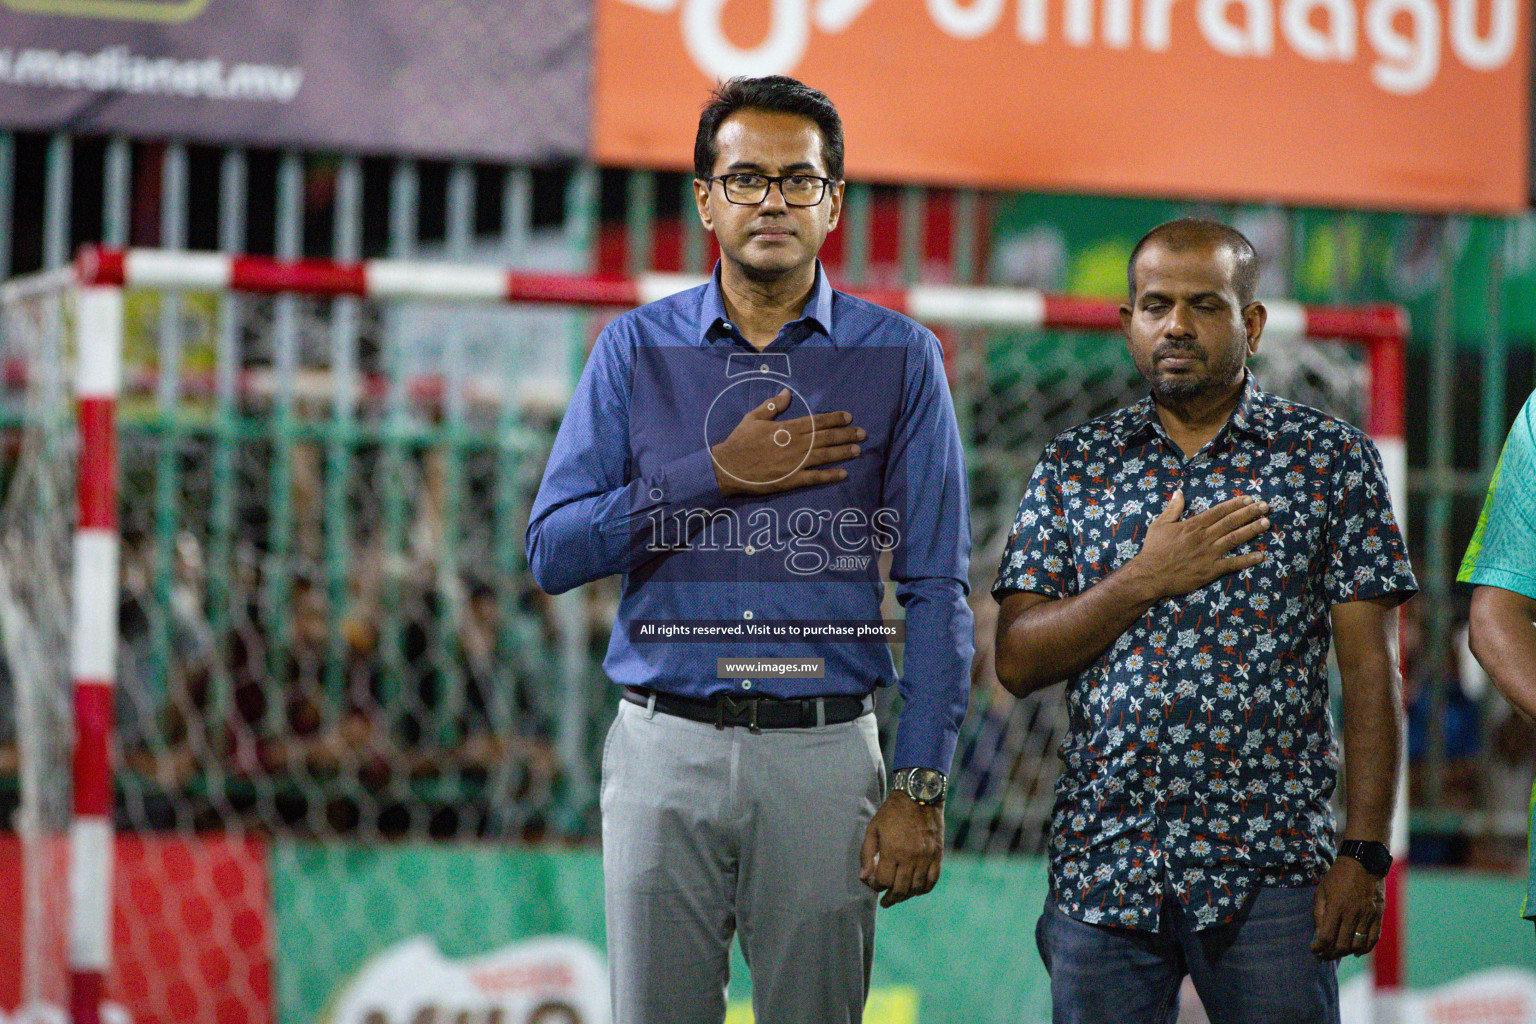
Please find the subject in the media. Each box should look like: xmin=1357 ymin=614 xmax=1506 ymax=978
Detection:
xmin=1354 ymin=932 xmax=1368 ymax=939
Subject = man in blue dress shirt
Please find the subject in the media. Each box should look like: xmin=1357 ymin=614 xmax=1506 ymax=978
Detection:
xmin=992 ymin=219 xmax=1416 ymax=1023
xmin=526 ymin=76 xmax=973 ymax=1023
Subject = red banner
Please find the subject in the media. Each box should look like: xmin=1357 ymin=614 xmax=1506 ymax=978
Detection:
xmin=0 ymin=834 xmax=272 ymax=1024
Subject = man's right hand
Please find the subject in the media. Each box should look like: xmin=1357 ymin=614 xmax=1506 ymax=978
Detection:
xmin=996 ymin=490 xmax=1273 ymax=695
xmin=710 ymin=388 xmax=865 ymax=497
xmin=1127 ymin=490 xmax=1271 ymax=600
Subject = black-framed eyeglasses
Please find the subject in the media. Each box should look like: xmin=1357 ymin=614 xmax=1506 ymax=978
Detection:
xmin=706 ymin=173 xmax=837 ymax=207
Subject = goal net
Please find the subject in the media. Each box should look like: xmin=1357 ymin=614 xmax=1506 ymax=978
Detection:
xmin=2 ymin=276 xmax=78 ymax=1024
xmin=0 ymin=247 xmax=1406 ymax=1024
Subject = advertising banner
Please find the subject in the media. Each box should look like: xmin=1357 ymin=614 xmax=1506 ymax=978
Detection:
xmin=1 ymin=838 xmax=1532 ymax=1023
xmin=0 ymin=0 xmax=588 ymax=162
xmin=593 ymin=0 xmax=1532 ymax=213
xmin=323 ymin=935 xmax=609 ymax=1024
xmin=989 ymin=192 xmax=1536 ymax=349
xmin=270 ymin=844 xmax=1020 ymax=1024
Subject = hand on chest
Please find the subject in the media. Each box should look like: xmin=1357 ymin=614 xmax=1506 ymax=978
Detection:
xmin=1067 ymin=443 xmax=1330 ymax=585
xmin=629 ymin=345 xmax=903 ymax=492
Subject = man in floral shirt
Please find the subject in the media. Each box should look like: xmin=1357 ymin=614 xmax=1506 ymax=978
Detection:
xmin=992 ymin=219 xmax=1416 ymax=1024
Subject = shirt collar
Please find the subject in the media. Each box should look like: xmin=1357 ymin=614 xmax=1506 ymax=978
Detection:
xmin=695 ymin=260 xmax=836 ymax=347
xmin=1112 ymin=394 xmax=1161 ymax=446
xmin=1111 ymin=371 xmax=1277 ymax=446
xmin=1227 ymin=372 xmax=1278 ymax=441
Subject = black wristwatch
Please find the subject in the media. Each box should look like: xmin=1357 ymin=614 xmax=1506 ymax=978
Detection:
xmin=892 ymin=767 xmax=948 ymax=806
xmin=1337 ymin=839 xmax=1393 ymax=877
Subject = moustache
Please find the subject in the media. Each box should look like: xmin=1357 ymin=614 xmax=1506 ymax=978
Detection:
xmin=1153 ymin=344 xmax=1202 ymax=361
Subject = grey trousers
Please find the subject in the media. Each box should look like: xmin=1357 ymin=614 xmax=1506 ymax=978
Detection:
xmin=600 ymin=695 xmax=885 ymax=1024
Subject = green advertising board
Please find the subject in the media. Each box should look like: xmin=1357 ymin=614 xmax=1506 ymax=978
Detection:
xmin=988 ymin=196 xmax=1536 ymax=353
xmin=271 ymin=843 xmax=1534 ymax=1024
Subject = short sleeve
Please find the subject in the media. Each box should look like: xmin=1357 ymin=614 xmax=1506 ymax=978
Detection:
xmin=991 ymin=443 xmax=1077 ymax=600
xmin=1322 ymin=433 xmax=1417 ymax=607
xmin=1459 ymin=391 xmax=1536 ymax=601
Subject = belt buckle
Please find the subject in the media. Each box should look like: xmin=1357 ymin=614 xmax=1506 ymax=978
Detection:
xmin=716 ymin=694 xmax=761 ymax=732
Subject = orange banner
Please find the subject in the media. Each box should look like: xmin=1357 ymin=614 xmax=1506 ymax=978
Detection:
xmin=593 ymin=0 xmax=1530 ymax=212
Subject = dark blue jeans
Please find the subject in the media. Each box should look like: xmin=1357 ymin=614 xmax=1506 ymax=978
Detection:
xmin=1036 ymin=888 xmax=1340 ymax=1024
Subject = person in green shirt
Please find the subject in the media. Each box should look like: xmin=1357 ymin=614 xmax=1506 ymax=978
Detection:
xmin=1461 ymin=387 xmax=1536 ymax=926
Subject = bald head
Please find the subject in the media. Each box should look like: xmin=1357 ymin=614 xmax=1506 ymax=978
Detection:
xmin=1128 ymin=219 xmax=1258 ymax=306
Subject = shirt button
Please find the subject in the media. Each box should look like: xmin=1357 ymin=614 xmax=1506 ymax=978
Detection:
xmin=744 ymin=545 xmax=756 ymax=555
xmin=743 ymin=610 xmax=753 ymax=619
xmin=723 ymin=321 xmax=735 ymax=332
xmin=741 ymin=680 xmax=753 ymax=690
xmin=760 ymin=363 xmax=771 ymax=373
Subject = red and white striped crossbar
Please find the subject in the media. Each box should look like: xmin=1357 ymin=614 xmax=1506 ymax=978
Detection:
xmin=55 ymin=243 xmax=1410 ymax=1013
xmin=74 ymin=245 xmax=1406 ymax=344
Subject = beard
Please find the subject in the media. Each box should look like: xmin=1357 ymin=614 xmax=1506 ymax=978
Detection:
xmin=1151 ymin=372 xmax=1211 ymax=401
xmin=1145 ymin=342 xmax=1246 ymax=404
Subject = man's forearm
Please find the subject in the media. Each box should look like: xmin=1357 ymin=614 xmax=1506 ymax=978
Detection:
xmin=994 ymin=492 xmax=1272 ymax=696
xmin=526 ymin=491 xmax=651 ymax=594
xmin=527 ymin=449 xmax=726 ymax=594
xmin=1469 ymin=586 xmax=1536 ymax=722
xmin=891 ymin=575 xmax=973 ymax=773
xmin=995 ymin=562 xmax=1160 ymax=696
xmin=1338 ymin=648 xmax=1401 ymax=845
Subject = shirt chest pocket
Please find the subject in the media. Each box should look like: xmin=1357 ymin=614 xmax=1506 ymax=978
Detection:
xmin=1242 ymin=492 xmax=1329 ymax=581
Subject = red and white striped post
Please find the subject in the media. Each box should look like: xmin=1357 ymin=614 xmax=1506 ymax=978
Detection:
xmin=68 ymin=281 xmax=123 ymax=1024
xmin=61 ymin=244 xmax=1411 ymax=1014
xmin=1368 ymin=330 xmax=1411 ymax=1015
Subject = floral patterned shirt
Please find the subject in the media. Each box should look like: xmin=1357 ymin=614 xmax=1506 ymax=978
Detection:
xmin=991 ymin=375 xmax=1416 ymax=932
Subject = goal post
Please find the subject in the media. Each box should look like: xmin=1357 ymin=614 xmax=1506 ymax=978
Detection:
xmin=68 ymin=284 xmax=125 ymax=1024
xmin=0 ymin=244 xmax=1408 ymax=1023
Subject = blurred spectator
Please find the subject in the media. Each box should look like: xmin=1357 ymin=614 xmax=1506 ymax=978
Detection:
xmin=1404 ymin=612 xmax=1484 ymax=812
xmin=3 ymin=385 xmax=572 ymax=844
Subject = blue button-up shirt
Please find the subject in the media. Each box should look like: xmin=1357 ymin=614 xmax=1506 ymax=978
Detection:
xmin=527 ymin=264 xmax=973 ymax=772
xmin=992 ymin=376 xmax=1416 ymax=931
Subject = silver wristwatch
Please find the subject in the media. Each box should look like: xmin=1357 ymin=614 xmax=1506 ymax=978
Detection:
xmin=892 ymin=767 xmax=948 ymax=806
